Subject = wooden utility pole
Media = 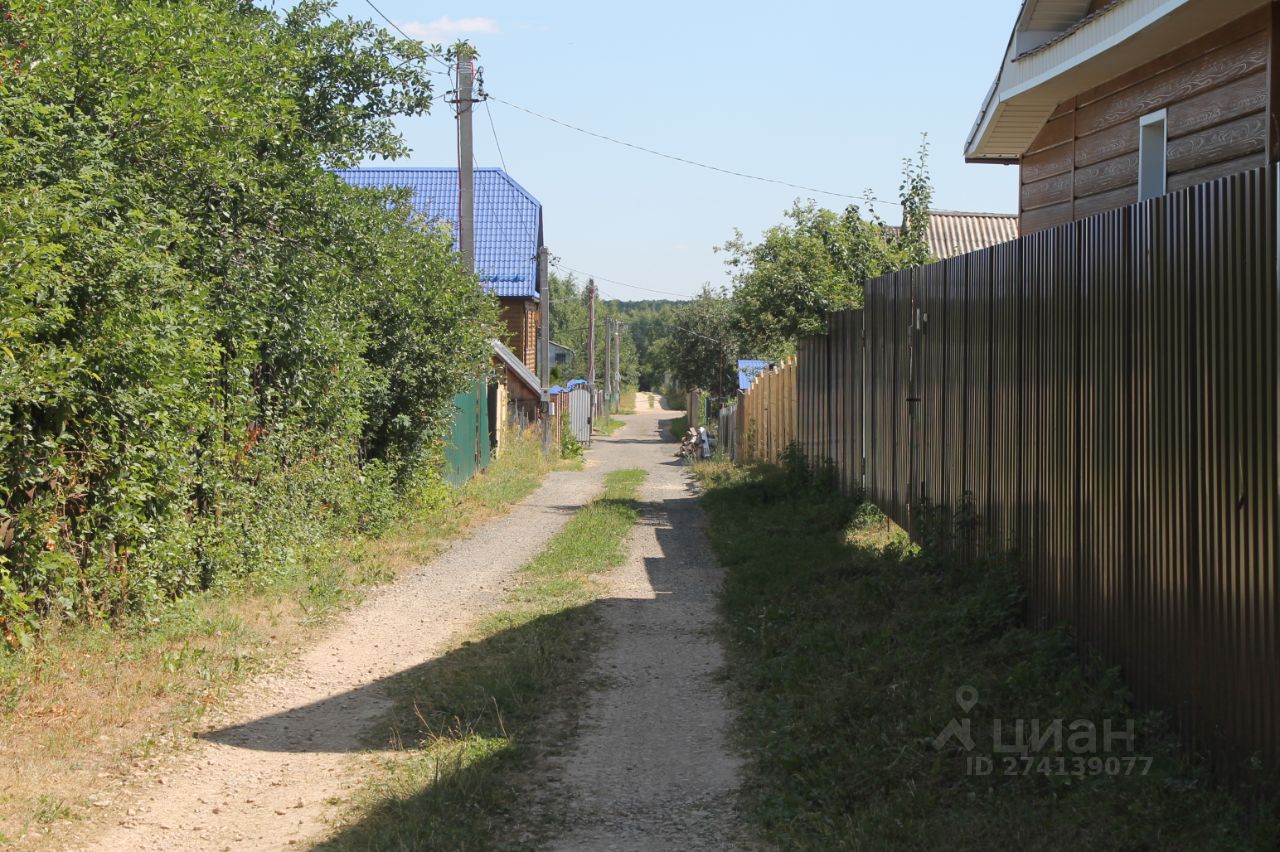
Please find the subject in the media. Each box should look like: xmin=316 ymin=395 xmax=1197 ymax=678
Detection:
xmin=586 ymin=279 xmax=597 ymax=387
xmin=455 ymin=50 xmax=476 ymax=273
xmin=538 ymin=246 xmax=551 ymax=454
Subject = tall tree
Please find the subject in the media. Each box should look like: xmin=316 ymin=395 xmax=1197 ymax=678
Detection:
xmin=661 ymin=287 xmax=738 ymax=397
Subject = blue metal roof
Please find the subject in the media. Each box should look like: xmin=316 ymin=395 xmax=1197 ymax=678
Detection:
xmin=737 ymin=359 xmax=769 ymax=391
xmin=335 ymin=167 xmax=543 ymax=299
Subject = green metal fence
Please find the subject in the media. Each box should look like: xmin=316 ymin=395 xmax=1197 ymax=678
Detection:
xmin=443 ymin=380 xmax=491 ymax=487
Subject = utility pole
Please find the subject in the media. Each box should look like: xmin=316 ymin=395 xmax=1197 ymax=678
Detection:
xmin=613 ymin=321 xmax=622 ymax=412
xmin=586 ymin=280 xmax=597 ymax=387
xmin=603 ymin=316 xmax=613 ymax=410
xmin=538 ymin=246 xmax=551 ymax=454
xmin=454 ymin=49 xmax=476 ymax=273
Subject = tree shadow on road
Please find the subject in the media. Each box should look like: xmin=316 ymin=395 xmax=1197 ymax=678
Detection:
xmin=200 ymin=485 xmax=725 ymax=850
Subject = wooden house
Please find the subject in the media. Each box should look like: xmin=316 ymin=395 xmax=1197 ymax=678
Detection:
xmin=966 ymin=0 xmax=1277 ymax=233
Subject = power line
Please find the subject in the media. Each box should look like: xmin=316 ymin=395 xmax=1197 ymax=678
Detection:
xmin=359 ymin=0 xmax=451 ymax=76
xmin=490 ymin=96 xmax=902 ymax=207
xmin=358 ymin=1 xmax=898 ymax=207
xmin=484 ymin=98 xmax=509 ymax=174
xmin=552 ymin=262 xmax=692 ymax=299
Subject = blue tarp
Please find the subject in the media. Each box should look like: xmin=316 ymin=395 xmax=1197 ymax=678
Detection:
xmin=566 ymin=378 xmax=588 ymax=388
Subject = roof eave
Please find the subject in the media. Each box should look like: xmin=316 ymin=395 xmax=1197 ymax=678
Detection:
xmin=966 ymin=0 xmax=1266 ymax=162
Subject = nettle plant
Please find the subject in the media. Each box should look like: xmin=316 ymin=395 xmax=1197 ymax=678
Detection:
xmin=0 ymin=0 xmax=496 ymax=647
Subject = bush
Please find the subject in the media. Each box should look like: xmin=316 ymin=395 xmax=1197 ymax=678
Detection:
xmin=0 ymin=0 xmax=496 ymax=646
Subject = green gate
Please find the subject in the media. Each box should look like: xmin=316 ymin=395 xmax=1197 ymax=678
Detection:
xmin=443 ymin=380 xmax=491 ymax=487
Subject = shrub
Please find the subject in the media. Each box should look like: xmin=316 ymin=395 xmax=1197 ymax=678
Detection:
xmin=0 ymin=0 xmax=496 ymax=645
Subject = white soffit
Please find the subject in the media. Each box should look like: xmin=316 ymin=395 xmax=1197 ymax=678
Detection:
xmin=966 ymin=0 xmax=1267 ymax=161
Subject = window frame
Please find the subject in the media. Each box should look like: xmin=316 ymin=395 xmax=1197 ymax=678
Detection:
xmin=1137 ymin=109 xmax=1168 ymax=202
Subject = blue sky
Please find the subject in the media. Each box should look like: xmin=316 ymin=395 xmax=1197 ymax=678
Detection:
xmin=324 ymin=0 xmax=1023 ymax=299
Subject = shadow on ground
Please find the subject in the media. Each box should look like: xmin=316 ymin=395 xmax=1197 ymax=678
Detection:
xmin=200 ymin=475 xmax=721 ymax=850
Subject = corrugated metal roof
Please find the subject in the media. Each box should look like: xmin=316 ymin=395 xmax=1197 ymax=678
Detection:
xmin=336 ymin=167 xmax=542 ymax=299
xmin=492 ymin=338 xmax=542 ymax=393
xmin=1015 ymin=1 xmax=1121 ymax=60
xmin=1018 ymin=0 xmax=1096 ymax=32
xmin=883 ymin=211 xmax=1020 ymax=259
xmin=925 ymin=211 xmax=1020 ymax=259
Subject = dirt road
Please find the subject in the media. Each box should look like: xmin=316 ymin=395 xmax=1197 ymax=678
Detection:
xmin=545 ymin=397 xmax=746 ymax=850
xmin=84 ymin=394 xmax=744 ymax=850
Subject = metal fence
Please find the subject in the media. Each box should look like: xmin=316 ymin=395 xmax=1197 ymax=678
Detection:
xmin=443 ymin=380 xmax=492 ymax=487
xmin=750 ymin=166 xmax=1279 ymax=763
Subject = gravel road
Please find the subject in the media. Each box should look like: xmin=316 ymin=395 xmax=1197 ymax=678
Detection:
xmin=532 ymin=396 xmax=748 ymax=850
xmin=82 ymin=394 xmax=745 ymax=851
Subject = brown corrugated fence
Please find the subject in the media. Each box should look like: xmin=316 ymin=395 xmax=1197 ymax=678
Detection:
xmin=724 ymin=166 xmax=1279 ymax=763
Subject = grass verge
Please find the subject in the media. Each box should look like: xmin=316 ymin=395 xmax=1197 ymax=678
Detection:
xmin=318 ymin=468 xmax=648 ymax=850
xmin=617 ymin=389 xmax=636 ymax=415
xmin=695 ymin=458 xmax=1280 ymax=851
xmin=0 ymin=429 xmax=563 ymax=847
xmin=667 ymin=414 xmax=688 ymax=440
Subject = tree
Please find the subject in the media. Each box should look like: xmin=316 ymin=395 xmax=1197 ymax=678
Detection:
xmin=720 ymin=139 xmax=933 ymax=357
xmin=662 ymin=287 xmax=738 ymax=398
xmin=0 ymin=0 xmax=496 ymax=639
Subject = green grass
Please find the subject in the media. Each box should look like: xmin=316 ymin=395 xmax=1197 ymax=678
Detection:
xmin=618 ymin=389 xmax=636 ymax=415
xmin=600 ymin=415 xmax=626 ymax=436
xmin=695 ymin=458 xmax=1280 ymax=851
xmin=0 ymin=429 xmax=561 ymax=843
xmin=667 ymin=414 xmax=688 ymax=440
xmin=321 ymin=468 xmax=649 ymax=850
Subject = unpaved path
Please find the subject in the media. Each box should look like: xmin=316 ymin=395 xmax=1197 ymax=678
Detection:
xmin=86 ymin=416 xmax=656 ymax=851
xmin=540 ymin=395 xmax=748 ymax=850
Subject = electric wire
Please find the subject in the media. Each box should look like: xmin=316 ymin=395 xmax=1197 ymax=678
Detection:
xmin=489 ymin=96 xmax=902 ymax=207
xmin=551 ymin=261 xmax=692 ymax=299
xmin=359 ymin=0 xmax=452 ymax=75
xmin=484 ymin=98 xmax=510 ymax=174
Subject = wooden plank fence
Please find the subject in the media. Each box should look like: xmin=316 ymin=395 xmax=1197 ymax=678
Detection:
xmin=729 ymin=166 xmax=1280 ymax=764
xmin=723 ymin=358 xmax=797 ymax=463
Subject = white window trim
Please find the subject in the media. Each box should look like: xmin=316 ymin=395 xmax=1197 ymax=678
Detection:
xmin=1138 ymin=109 xmax=1168 ymax=202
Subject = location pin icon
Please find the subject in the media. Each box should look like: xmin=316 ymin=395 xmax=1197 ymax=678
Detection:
xmin=956 ymin=685 xmax=979 ymax=713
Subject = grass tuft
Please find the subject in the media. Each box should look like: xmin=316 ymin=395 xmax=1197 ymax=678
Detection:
xmin=695 ymin=461 xmax=1280 ymax=851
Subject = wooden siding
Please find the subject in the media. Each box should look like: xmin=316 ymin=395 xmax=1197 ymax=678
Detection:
xmin=1019 ymin=8 xmax=1270 ymax=232
xmin=499 ymin=299 xmax=539 ymax=371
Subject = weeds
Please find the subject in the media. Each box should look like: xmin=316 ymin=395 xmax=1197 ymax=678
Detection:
xmin=0 ymin=429 xmax=560 ymax=844
xmin=695 ymin=460 xmax=1280 ymax=851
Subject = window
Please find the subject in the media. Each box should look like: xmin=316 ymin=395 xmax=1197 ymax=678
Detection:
xmin=1138 ymin=110 xmax=1167 ymax=202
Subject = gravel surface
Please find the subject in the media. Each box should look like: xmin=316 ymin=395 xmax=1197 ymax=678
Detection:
xmin=539 ymin=396 xmax=749 ymax=851
xmin=85 ymin=410 xmax=657 ymax=851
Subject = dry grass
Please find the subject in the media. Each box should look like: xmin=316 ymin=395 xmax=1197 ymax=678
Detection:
xmin=617 ymin=389 xmax=637 ymax=415
xmin=0 ymin=429 xmax=560 ymax=848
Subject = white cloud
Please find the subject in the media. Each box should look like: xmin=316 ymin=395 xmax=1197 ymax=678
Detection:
xmin=397 ymin=16 xmax=499 ymax=43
